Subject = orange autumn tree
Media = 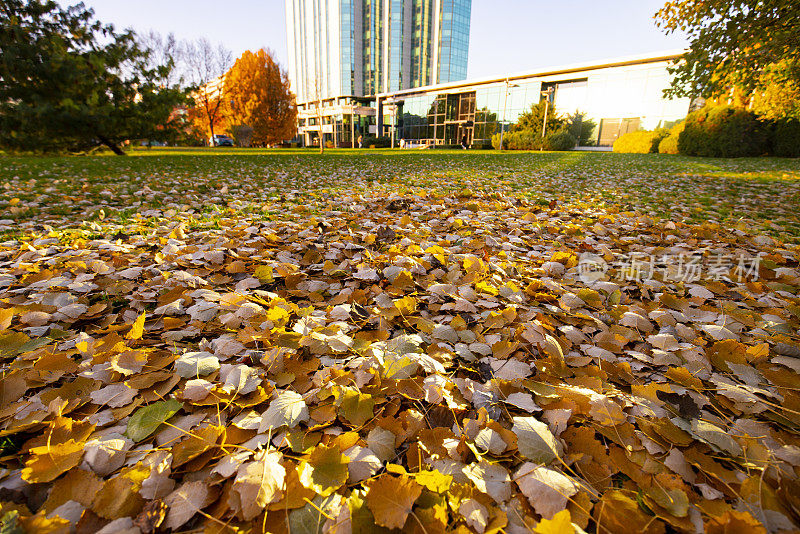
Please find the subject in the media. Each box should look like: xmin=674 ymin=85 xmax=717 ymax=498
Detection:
xmin=223 ymin=49 xmax=297 ymax=146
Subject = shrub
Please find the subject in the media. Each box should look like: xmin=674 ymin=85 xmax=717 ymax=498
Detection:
xmin=613 ymin=129 xmax=669 ymax=153
xmin=678 ymin=105 xmax=770 ymax=157
xmin=229 ymin=125 xmax=253 ymax=147
xmin=771 ymin=120 xmax=800 ymax=157
xmin=361 ymin=135 xmax=391 ymax=148
xmin=543 ymin=130 xmax=576 ymax=151
xmin=492 ymin=131 xmax=533 ymax=150
xmin=491 ymin=132 xmax=503 ymax=150
xmin=491 ymin=129 xmax=576 ymax=151
xmin=658 ymin=122 xmax=684 ymax=154
xmin=566 ymin=111 xmax=597 ymax=146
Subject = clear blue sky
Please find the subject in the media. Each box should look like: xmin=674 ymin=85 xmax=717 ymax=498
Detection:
xmin=61 ymin=0 xmax=688 ymax=78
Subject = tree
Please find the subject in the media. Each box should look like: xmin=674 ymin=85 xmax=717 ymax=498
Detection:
xmin=566 ymin=111 xmax=597 ymax=146
xmin=509 ymin=101 xmax=565 ymax=137
xmin=138 ymin=30 xmax=181 ymax=87
xmin=655 ymin=0 xmax=800 ymax=106
xmin=182 ymin=38 xmax=232 ymax=146
xmin=223 ymin=48 xmax=297 ymax=147
xmin=0 ymin=0 xmax=188 ymax=154
xmin=750 ymin=60 xmax=800 ymax=121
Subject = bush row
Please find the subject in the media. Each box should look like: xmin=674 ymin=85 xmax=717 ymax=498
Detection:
xmin=490 ymin=129 xmax=576 ymax=151
xmin=613 ymin=105 xmax=800 ymax=158
xmin=612 ymin=129 xmax=669 ymax=153
xmin=680 ymin=106 xmax=800 ymax=157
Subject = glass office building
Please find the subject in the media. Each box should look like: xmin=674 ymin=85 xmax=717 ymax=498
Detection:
xmin=286 ymin=0 xmax=472 ymax=146
xmin=286 ymin=0 xmax=471 ymax=101
xmin=377 ymin=52 xmax=693 ymax=147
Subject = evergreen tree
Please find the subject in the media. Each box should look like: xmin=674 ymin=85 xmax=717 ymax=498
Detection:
xmin=0 ymin=0 xmax=188 ymax=154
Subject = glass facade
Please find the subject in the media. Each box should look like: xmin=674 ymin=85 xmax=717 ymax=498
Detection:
xmin=436 ymin=0 xmax=470 ymax=83
xmin=389 ymin=60 xmax=692 ymax=147
xmin=286 ymin=0 xmax=472 ymax=103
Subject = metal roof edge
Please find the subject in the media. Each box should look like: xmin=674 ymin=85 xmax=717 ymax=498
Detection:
xmin=376 ymin=49 xmax=687 ymax=99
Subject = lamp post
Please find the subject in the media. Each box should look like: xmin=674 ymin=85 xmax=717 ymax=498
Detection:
xmin=499 ymin=79 xmax=519 ymax=151
xmin=540 ymin=86 xmax=555 ymax=150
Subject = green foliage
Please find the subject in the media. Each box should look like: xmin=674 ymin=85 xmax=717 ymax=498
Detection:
xmin=0 ymin=0 xmax=189 ymax=154
xmin=656 ymin=0 xmax=800 ymax=101
xmin=362 ymin=136 xmax=391 ymax=148
xmin=566 ymin=111 xmax=597 ymax=146
xmin=492 ymin=130 xmax=533 ymax=150
xmin=492 ymin=101 xmax=574 ymax=150
xmin=770 ymin=120 xmax=800 ymax=158
xmin=490 ymin=129 xmax=575 ymax=151
xmin=658 ymin=122 xmax=685 ymax=154
xmin=0 ymin=511 xmax=23 ymax=534
xmin=543 ymin=130 xmax=577 ymax=151
xmin=613 ymin=129 xmax=669 ymax=154
xmin=126 ymin=399 xmax=182 ymax=442
xmin=510 ymin=101 xmax=566 ymax=138
xmin=678 ymin=105 xmax=770 ymax=157
xmin=751 ymin=61 xmax=800 ymax=121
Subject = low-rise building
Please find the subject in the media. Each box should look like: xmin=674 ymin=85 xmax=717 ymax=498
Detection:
xmin=297 ymin=50 xmax=694 ymax=148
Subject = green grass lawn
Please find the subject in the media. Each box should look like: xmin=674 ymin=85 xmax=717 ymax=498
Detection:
xmin=2 ymin=148 xmax=800 ymax=241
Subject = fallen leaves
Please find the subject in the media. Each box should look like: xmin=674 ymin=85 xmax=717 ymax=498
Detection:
xmin=365 ymin=474 xmax=423 ymax=529
xmin=512 ymin=416 xmax=563 ymax=464
xmin=0 ymin=154 xmax=800 ymax=532
xmin=21 ymin=439 xmax=85 ymax=483
xmin=125 ymin=399 xmax=182 ymax=442
xmin=231 ymin=450 xmax=286 ymax=520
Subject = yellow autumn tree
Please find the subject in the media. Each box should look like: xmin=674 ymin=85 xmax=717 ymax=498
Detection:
xmin=223 ymin=49 xmax=297 ymax=146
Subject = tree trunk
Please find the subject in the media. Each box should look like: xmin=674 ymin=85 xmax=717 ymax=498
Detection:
xmin=98 ymin=135 xmax=126 ymax=155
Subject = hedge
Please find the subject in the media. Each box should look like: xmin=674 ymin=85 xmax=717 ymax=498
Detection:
xmin=771 ymin=120 xmax=800 ymax=157
xmin=490 ymin=129 xmax=576 ymax=150
xmin=678 ymin=105 xmax=770 ymax=157
xmin=612 ymin=129 xmax=669 ymax=153
xmin=658 ymin=122 xmax=684 ymax=154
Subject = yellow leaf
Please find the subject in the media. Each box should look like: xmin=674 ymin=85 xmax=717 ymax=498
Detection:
xmin=19 ymin=514 xmax=71 ymax=534
xmin=395 ymin=295 xmax=417 ymax=315
xmin=254 ymin=264 xmax=274 ymax=284
xmin=392 ymin=270 xmax=415 ymax=291
xmin=125 ymin=311 xmax=146 ymax=340
xmin=534 ymin=509 xmax=574 ymax=534
xmin=413 ymin=469 xmax=452 ymax=493
xmin=21 ymin=439 xmax=85 ymax=483
xmin=266 ymin=306 xmax=290 ymax=326
xmin=475 ymin=281 xmax=498 ymax=296
xmin=491 ymin=340 xmax=518 ymax=359
xmin=171 ymin=424 xmax=224 ymax=467
xmin=298 ymin=444 xmax=349 ymax=496
xmin=337 ymin=388 xmax=376 ymax=427
xmin=365 ymin=474 xmax=423 ymax=529
xmin=0 ymin=308 xmax=13 ymax=332
xmin=91 ymin=462 xmax=151 ymax=519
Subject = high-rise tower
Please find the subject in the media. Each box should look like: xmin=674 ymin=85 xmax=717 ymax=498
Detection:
xmin=285 ymin=0 xmax=471 ymax=104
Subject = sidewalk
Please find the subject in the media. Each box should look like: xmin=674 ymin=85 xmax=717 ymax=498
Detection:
xmin=572 ymin=145 xmax=612 ymax=152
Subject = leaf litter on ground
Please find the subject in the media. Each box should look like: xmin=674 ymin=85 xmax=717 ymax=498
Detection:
xmin=0 ymin=151 xmax=799 ymax=532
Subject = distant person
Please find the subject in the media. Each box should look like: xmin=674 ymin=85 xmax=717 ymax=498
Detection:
xmin=400 ymin=138 xmax=405 ymax=149
xmin=357 ymin=135 xmax=363 ymax=148
xmin=461 ymin=135 xmax=468 ymax=150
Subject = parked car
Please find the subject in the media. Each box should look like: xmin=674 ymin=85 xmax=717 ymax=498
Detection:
xmin=209 ymin=134 xmax=234 ymax=147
